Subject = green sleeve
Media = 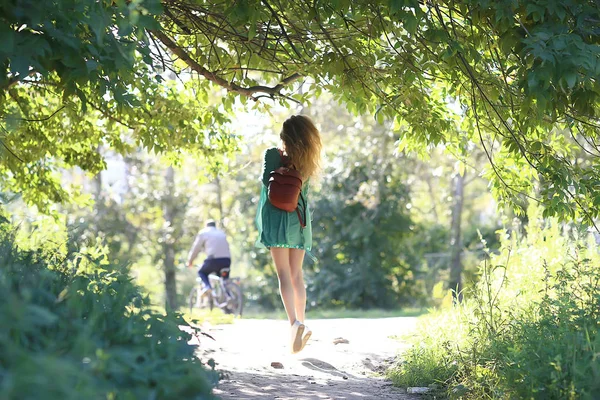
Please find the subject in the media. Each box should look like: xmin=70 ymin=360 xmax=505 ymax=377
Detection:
xmin=303 ymin=179 xmax=310 ymax=195
xmin=261 ymin=147 xmax=281 ymax=186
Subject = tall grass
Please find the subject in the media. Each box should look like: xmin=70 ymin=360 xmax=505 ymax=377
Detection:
xmin=388 ymin=209 xmax=600 ymax=399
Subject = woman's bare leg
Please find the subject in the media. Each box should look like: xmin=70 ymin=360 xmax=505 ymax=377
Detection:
xmin=289 ymin=249 xmax=306 ymax=323
xmin=270 ymin=247 xmax=296 ymax=325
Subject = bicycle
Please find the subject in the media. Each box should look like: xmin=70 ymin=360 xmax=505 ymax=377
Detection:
xmin=188 ymin=267 xmax=244 ymax=317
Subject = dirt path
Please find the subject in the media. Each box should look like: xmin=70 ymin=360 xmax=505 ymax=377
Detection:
xmin=195 ymin=317 xmax=420 ymax=400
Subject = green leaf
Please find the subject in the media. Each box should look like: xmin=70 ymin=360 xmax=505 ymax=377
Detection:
xmin=248 ymin=22 xmax=257 ymax=41
xmin=89 ymin=12 xmax=106 ymax=45
xmin=404 ymin=13 xmax=418 ymax=34
xmin=76 ymin=88 xmax=88 ymax=113
xmin=138 ymin=14 xmax=160 ymax=30
xmin=389 ymin=0 xmax=403 ymax=14
xmin=27 ymin=305 xmax=58 ymax=326
xmin=0 ymin=27 xmax=15 ymax=54
xmin=564 ymin=72 xmax=577 ymax=89
xmin=10 ymin=55 xmax=30 ymax=78
xmin=530 ymin=141 xmax=542 ymax=153
xmin=86 ymin=59 xmax=99 ymax=72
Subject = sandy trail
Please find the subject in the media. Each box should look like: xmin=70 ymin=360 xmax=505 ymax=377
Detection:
xmin=195 ymin=317 xmax=420 ymax=400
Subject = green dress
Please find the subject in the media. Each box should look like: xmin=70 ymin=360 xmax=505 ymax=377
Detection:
xmin=255 ymin=147 xmax=313 ymax=253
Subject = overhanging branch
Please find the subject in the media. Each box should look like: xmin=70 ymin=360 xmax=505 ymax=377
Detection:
xmin=148 ymin=29 xmax=302 ymax=100
xmin=1 ymin=70 xmax=36 ymax=91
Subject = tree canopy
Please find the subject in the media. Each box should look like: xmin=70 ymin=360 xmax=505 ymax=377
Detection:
xmin=1 ymin=0 xmax=600 ymax=223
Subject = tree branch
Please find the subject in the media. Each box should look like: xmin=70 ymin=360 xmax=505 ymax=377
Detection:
xmin=87 ymin=101 xmax=136 ymax=130
xmin=1 ymin=104 xmax=67 ymax=122
xmin=1 ymin=70 xmax=36 ymax=91
xmin=148 ymin=29 xmax=302 ymax=99
xmin=0 ymin=125 xmax=25 ymax=162
xmin=261 ymin=0 xmax=305 ymax=61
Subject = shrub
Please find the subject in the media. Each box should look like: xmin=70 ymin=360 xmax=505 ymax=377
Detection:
xmin=388 ymin=209 xmax=600 ymax=399
xmin=0 ymin=216 xmax=217 ymax=399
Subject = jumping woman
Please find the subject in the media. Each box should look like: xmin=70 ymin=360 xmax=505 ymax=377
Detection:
xmin=255 ymin=115 xmax=322 ymax=354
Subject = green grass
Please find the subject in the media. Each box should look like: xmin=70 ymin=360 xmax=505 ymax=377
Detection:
xmin=181 ymin=307 xmax=236 ymax=325
xmin=387 ymin=209 xmax=600 ymax=399
xmin=243 ymin=307 xmax=426 ymax=320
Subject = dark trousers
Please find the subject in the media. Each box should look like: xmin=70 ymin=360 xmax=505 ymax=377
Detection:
xmin=199 ymin=257 xmax=231 ymax=289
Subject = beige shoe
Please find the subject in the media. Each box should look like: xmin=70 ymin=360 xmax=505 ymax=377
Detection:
xmin=300 ymin=325 xmax=312 ymax=351
xmin=290 ymin=320 xmax=305 ymax=354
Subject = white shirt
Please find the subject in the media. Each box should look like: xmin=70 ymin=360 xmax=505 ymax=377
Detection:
xmin=187 ymin=226 xmax=231 ymax=263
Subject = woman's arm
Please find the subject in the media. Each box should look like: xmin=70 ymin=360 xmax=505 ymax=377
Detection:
xmin=261 ymin=147 xmax=280 ymax=186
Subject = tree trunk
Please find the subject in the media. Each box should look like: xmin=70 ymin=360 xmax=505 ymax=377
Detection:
xmin=122 ymin=157 xmax=138 ymax=250
xmin=91 ymin=146 xmax=106 ymax=235
xmin=448 ymin=169 xmax=466 ymax=302
xmin=92 ymin=146 xmax=104 ymax=216
xmin=92 ymin=172 xmax=102 ymax=204
xmin=163 ymin=166 xmax=178 ymax=311
xmin=424 ymin=172 xmax=440 ymax=221
xmin=215 ymin=175 xmax=225 ymax=230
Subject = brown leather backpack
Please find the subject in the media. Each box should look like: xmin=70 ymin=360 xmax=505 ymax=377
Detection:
xmin=268 ymin=150 xmax=307 ymax=228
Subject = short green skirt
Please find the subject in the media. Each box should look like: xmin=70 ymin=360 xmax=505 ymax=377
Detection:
xmin=255 ymin=184 xmax=312 ymax=251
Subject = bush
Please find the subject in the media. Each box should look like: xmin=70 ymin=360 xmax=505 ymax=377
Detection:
xmin=0 ymin=216 xmax=217 ymax=399
xmin=388 ymin=209 xmax=600 ymax=399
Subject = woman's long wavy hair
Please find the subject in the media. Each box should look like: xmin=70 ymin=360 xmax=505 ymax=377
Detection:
xmin=280 ymin=115 xmax=322 ymax=178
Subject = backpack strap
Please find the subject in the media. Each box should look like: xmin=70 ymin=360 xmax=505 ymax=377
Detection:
xmin=297 ymin=192 xmax=307 ymax=229
xmin=277 ymin=148 xmax=296 ymax=169
xmin=295 ymin=209 xmax=305 ymax=229
xmin=279 ymin=149 xmax=306 ymax=228
xmin=277 ymin=149 xmax=286 ymax=166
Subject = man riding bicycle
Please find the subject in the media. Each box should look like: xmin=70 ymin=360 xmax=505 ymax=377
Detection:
xmin=187 ymin=220 xmax=231 ymax=295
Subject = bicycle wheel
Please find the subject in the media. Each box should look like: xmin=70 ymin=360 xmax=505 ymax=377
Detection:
xmin=224 ymin=281 xmax=244 ymax=317
xmin=188 ymin=286 xmax=200 ymax=313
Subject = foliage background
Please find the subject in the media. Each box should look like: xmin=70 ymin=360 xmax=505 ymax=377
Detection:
xmin=2 ymin=0 xmax=600 ymax=397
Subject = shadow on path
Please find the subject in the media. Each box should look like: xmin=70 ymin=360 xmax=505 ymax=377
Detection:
xmin=213 ymin=370 xmax=413 ymax=400
xmin=299 ymin=358 xmax=349 ymax=379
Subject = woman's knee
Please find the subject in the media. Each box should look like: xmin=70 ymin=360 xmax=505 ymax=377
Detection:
xmin=274 ymin=260 xmax=291 ymax=276
xmin=291 ymin=270 xmax=304 ymax=287
xmin=276 ymin=264 xmax=293 ymax=284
